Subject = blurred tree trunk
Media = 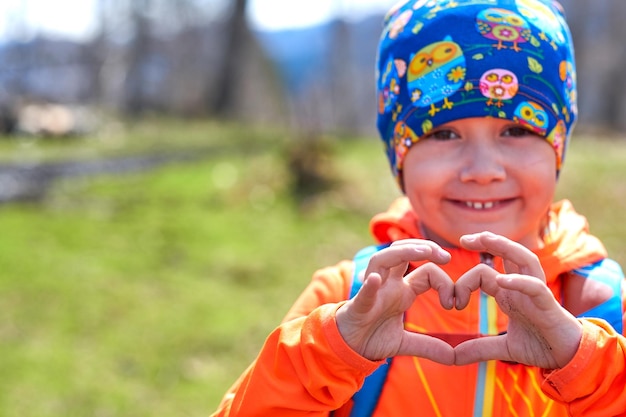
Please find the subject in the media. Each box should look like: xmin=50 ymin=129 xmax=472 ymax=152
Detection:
xmin=89 ymin=0 xmax=107 ymax=105
xmin=329 ymin=19 xmax=357 ymax=133
xmin=123 ymin=0 xmax=152 ymax=116
xmin=208 ymin=0 xmax=249 ymax=118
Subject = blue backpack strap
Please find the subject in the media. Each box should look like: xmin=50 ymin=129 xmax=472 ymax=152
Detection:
xmin=345 ymin=243 xmax=392 ymax=417
xmin=349 ymin=358 xmax=392 ymax=417
xmin=350 ymin=243 xmax=392 ymax=298
xmin=573 ymin=258 xmax=624 ymax=334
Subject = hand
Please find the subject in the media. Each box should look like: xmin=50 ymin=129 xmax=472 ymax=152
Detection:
xmin=336 ymin=239 xmax=456 ymax=365
xmin=454 ymin=231 xmax=583 ymax=369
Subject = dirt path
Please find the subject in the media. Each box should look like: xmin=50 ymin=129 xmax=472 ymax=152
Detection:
xmin=0 ymin=150 xmax=209 ymax=203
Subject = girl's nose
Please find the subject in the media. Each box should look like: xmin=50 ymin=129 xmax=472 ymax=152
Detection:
xmin=459 ymin=142 xmax=506 ymax=184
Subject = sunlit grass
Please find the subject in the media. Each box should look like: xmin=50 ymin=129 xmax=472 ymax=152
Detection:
xmin=0 ymin=121 xmax=624 ymax=416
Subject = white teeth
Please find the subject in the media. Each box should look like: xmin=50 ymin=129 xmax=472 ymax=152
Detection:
xmin=465 ymin=201 xmax=495 ymax=210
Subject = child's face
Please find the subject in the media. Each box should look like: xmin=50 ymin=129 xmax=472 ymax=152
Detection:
xmin=402 ymin=117 xmax=556 ymax=250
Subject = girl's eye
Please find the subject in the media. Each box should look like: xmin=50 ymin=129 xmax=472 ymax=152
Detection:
xmin=502 ymin=126 xmax=539 ymax=138
xmin=424 ymin=129 xmax=459 ymax=141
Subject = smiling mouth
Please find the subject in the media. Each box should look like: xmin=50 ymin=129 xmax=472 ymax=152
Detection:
xmin=456 ymin=199 xmax=515 ymax=210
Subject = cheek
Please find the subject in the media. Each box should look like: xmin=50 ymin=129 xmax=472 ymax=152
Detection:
xmin=402 ymin=160 xmax=444 ymax=196
xmin=402 ymin=157 xmax=450 ymax=219
xmin=526 ymin=152 xmax=557 ymax=173
xmin=516 ymin=148 xmax=557 ymax=211
xmin=526 ymin=140 xmax=558 ymax=170
xmin=402 ymin=145 xmax=453 ymax=190
xmin=507 ymin=139 xmax=557 ymax=183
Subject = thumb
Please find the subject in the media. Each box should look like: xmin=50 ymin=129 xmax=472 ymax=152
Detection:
xmin=453 ymin=335 xmax=510 ymax=365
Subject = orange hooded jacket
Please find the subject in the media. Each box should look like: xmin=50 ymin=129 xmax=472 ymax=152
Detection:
xmin=212 ymin=198 xmax=626 ymax=417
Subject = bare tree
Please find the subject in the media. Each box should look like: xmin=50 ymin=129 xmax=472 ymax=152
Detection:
xmin=122 ymin=0 xmax=153 ymax=116
xmin=208 ymin=0 xmax=249 ymax=117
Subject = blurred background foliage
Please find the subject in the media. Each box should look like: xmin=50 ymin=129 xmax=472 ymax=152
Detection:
xmin=0 ymin=1 xmax=625 ymax=416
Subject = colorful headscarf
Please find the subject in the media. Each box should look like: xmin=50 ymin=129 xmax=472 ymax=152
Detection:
xmin=376 ymin=0 xmax=577 ymax=189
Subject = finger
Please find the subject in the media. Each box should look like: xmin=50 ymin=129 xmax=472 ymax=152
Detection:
xmin=454 ymin=263 xmax=499 ymax=309
xmin=398 ymin=331 xmax=455 ymax=365
xmin=349 ymin=272 xmax=383 ymax=315
xmin=389 ymin=239 xmax=452 ymax=264
xmin=365 ymin=241 xmax=451 ymax=279
xmin=453 ymin=335 xmax=511 ymax=365
xmin=495 ymin=274 xmax=555 ymax=309
xmin=459 ymin=232 xmax=544 ymax=278
xmin=404 ymin=263 xmax=455 ymax=309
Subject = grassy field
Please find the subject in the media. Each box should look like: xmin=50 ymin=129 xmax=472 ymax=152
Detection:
xmin=0 ymin=119 xmax=625 ymax=416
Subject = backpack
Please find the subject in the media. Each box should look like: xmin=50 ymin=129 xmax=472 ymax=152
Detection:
xmin=339 ymin=244 xmax=624 ymax=417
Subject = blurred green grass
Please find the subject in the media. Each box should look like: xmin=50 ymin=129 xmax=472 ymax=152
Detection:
xmin=0 ymin=120 xmax=624 ymax=416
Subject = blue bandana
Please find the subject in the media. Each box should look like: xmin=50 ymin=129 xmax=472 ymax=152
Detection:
xmin=376 ymin=0 xmax=577 ymax=189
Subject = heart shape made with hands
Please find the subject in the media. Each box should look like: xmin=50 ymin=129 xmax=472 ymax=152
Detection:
xmin=338 ymin=233 xmax=582 ymax=370
xmin=449 ymin=261 xmax=581 ymax=370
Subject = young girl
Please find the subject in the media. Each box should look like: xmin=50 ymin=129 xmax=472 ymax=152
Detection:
xmin=212 ymin=1 xmax=626 ymax=415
